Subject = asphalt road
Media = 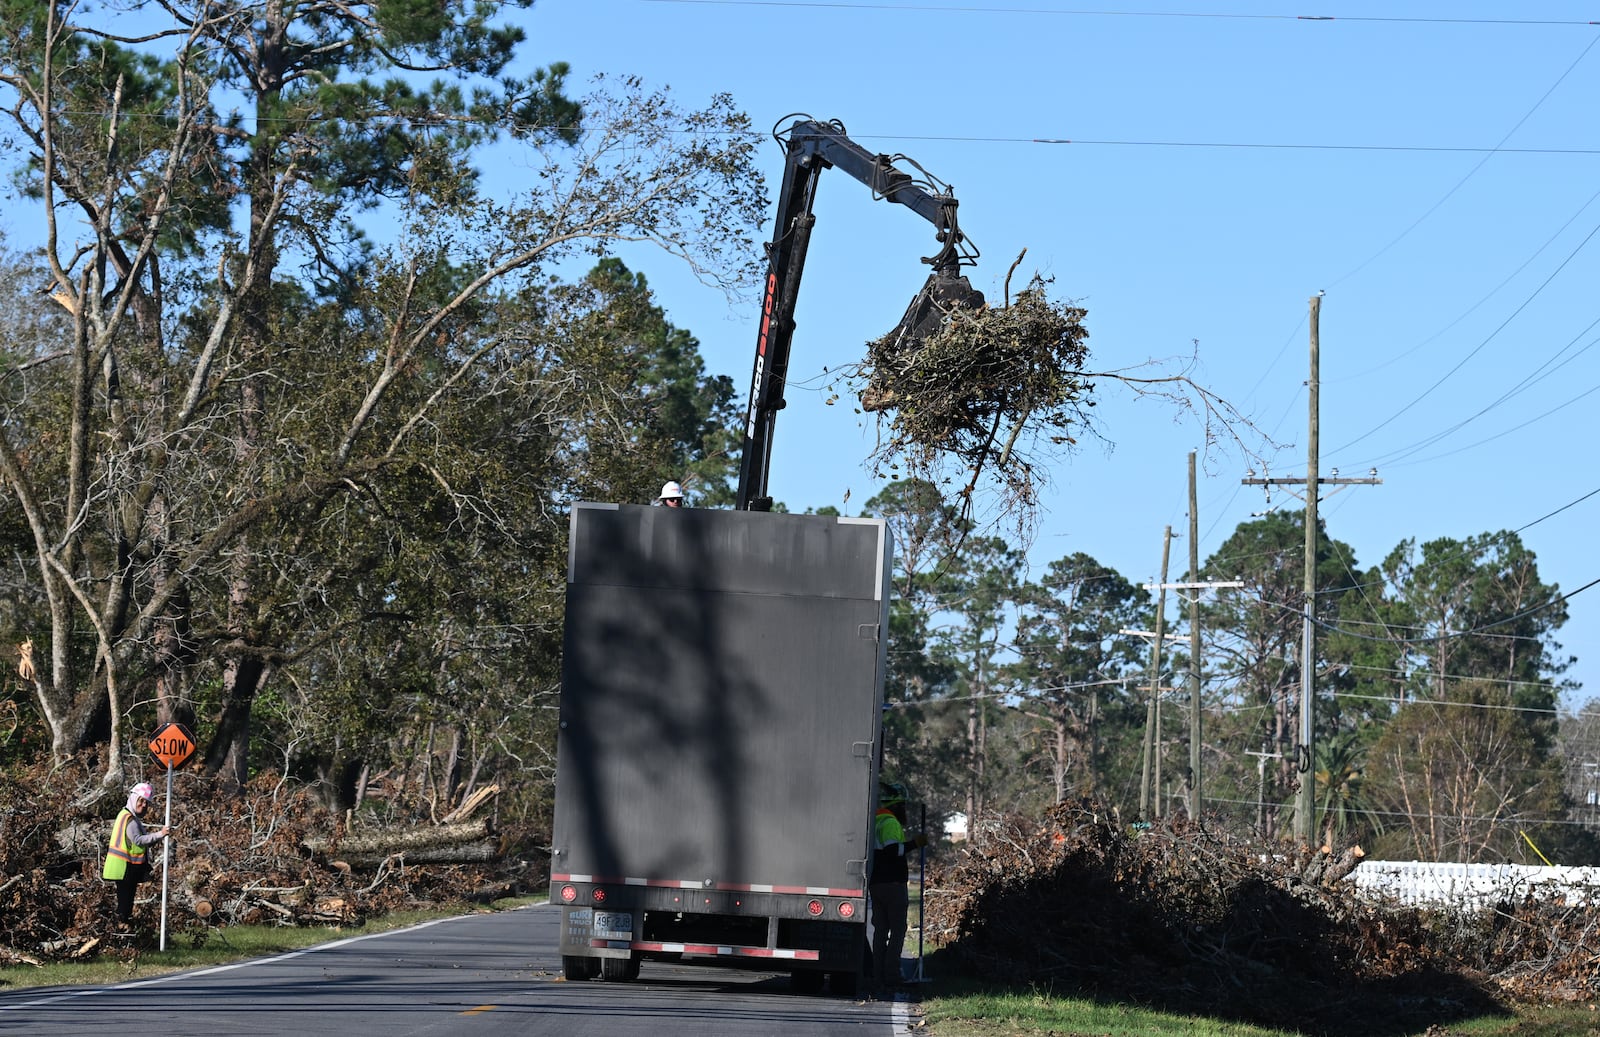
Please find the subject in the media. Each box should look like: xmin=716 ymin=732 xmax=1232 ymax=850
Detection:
xmin=0 ymin=905 xmax=906 ymax=1036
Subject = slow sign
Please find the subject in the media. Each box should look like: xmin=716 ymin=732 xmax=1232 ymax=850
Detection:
xmin=149 ymin=722 xmax=197 ymax=769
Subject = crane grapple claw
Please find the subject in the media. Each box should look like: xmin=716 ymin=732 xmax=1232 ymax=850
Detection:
xmin=885 ymin=270 xmax=987 ymax=354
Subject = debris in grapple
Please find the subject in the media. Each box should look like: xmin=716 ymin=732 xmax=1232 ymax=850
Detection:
xmin=856 ymin=274 xmax=1093 ymax=506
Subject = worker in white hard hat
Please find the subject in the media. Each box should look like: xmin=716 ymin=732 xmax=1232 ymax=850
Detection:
xmin=103 ymin=781 xmax=172 ymax=924
xmin=656 ymin=481 xmax=686 ymax=507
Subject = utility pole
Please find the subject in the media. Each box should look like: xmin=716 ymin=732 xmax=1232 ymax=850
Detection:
xmin=1300 ymin=293 xmax=1320 ymax=847
xmin=1242 ymin=294 xmax=1380 ymax=844
xmin=1134 ymin=509 xmax=1243 ymax=821
xmin=1140 ymin=575 xmax=1243 ymax=816
xmin=1138 ymin=527 xmax=1172 ymax=819
xmin=1188 ymin=452 xmax=1202 ymax=817
xmin=1245 ymin=746 xmax=1282 ymax=834
xmin=1132 ymin=455 xmax=1245 ymax=821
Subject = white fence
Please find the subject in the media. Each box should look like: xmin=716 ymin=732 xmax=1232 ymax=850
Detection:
xmin=1347 ymin=860 xmax=1600 ymax=908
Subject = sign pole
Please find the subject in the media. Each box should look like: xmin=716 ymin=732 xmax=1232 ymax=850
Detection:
xmin=160 ymin=761 xmax=173 ymax=951
xmin=146 ymin=721 xmax=196 ymax=954
xmin=915 ymin=803 xmax=926 ymax=983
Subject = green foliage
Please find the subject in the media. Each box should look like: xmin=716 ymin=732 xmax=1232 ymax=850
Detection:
xmin=867 ymin=499 xmax=1587 ymax=861
xmin=1377 ymin=533 xmax=1570 ymax=718
xmin=557 ymin=259 xmax=740 ymax=506
xmin=864 ymin=480 xmax=970 ymax=822
xmin=0 ymin=0 xmax=766 ymax=802
xmin=1009 ymin=553 xmax=1149 ymax=809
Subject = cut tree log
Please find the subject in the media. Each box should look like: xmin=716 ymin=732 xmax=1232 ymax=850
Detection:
xmin=302 ymin=818 xmax=491 ymax=858
xmin=1321 ymin=845 xmax=1366 ymax=886
xmin=330 ymin=839 xmax=500 ymax=868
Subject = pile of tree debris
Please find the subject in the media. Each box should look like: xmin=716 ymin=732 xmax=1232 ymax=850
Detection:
xmin=924 ymin=802 xmax=1599 ymax=1035
xmin=0 ymin=759 xmax=535 ymax=964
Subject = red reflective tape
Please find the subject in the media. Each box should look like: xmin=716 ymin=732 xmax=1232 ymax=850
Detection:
xmin=553 ymin=873 xmax=862 ymax=898
xmin=626 ymin=941 xmax=819 ymax=961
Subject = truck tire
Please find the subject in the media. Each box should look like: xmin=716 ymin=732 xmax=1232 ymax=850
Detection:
xmin=828 ymin=970 xmax=860 ymax=997
xmin=601 ymin=954 xmax=640 ymax=982
xmin=789 ymin=969 xmax=825 ymax=995
xmin=562 ymin=955 xmax=599 ymax=981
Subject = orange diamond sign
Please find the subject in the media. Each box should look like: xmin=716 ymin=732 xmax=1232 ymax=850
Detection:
xmin=149 ymin=722 xmax=197 ymax=769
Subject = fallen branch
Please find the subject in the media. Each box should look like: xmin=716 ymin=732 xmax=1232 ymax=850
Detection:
xmin=441 ymin=784 xmax=501 ymax=825
xmin=0 ymin=945 xmax=42 ymax=967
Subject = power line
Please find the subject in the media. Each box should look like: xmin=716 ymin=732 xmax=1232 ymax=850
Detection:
xmin=1326 ymin=183 xmax=1600 ymax=389
xmin=1333 ymin=689 xmax=1559 ymax=716
xmin=1517 ymin=484 xmax=1600 ymax=534
xmin=1323 ymin=29 xmax=1600 ymax=292
xmin=1198 ymin=796 xmax=1599 ymax=828
xmin=1305 ymin=575 xmax=1600 ymax=645
xmin=35 ymin=105 xmax=1600 ymax=157
xmin=1384 ymin=378 xmax=1600 ymax=471
xmin=1189 ymin=580 xmax=1579 ymax=645
xmin=637 ymin=0 xmax=1600 ymax=29
xmin=1012 ymin=138 xmax=1600 ymax=155
xmin=1331 ymin=217 xmax=1600 ymax=459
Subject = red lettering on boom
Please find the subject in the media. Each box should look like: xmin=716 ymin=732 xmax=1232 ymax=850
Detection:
xmin=757 ymin=273 xmax=777 ymax=356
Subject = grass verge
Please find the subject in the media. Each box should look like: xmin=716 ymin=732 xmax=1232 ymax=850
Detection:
xmin=917 ymin=976 xmax=1600 ymax=1037
xmin=0 ymin=896 xmax=544 ymax=993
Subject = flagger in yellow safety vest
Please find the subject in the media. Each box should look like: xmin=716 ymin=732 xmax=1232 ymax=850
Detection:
xmin=103 ymin=781 xmax=172 ymax=922
xmin=869 ymin=781 xmax=927 ymax=991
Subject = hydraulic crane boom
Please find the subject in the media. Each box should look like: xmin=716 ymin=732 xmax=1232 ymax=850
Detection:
xmin=735 ymin=117 xmax=983 ymax=512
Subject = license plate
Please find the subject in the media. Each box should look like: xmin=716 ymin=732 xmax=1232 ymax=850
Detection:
xmin=593 ymin=911 xmax=633 ymax=938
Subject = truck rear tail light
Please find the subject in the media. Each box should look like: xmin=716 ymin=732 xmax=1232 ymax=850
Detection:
xmin=592 ymin=887 xmax=608 ymax=904
xmin=806 ymin=899 xmax=824 ymax=917
xmin=559 ymin=885 xmax=578 ymax=903
xmin=838 ymin=901 xmax=856 ymax=919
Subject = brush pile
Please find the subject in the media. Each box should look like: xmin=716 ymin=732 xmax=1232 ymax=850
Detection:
xmin=0 ymin=758 xmax=533 ymax=964
xmin=925 ymin=802 xmax=1600 ymax=1035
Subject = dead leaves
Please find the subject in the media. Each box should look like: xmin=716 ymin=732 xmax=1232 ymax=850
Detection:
xmin=922 ymin=802 xmax=1595 ymax=1032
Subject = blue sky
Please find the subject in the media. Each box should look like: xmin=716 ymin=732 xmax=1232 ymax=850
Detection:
xmin=517 ymin=0 xmax=1600 ymax=706
xmin=6 ymin=1 xmax=1593 ymax=709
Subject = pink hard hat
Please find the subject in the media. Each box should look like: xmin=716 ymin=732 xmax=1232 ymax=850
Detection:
xmin=127 ymin=782 xmax=155 ymax=810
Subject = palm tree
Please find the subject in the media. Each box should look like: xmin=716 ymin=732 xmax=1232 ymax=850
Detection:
xmin=1315 ymin=729 xmax=1373 ymax=845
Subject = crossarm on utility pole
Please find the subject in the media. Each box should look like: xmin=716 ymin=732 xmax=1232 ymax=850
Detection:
xmin=1239 ymin=294 xmax=1380 ymax=844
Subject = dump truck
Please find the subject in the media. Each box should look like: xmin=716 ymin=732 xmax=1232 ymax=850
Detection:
xmin=551 ymin=116 xmax=983 ymax=992
xmin=551 ymin=502 xmax=892 ymax=992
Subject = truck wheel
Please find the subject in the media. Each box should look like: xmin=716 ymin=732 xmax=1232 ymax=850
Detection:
xmin=562 ymin=955 xmax=599 ymax=981
xmin=601 ymin=955 xmax=640 ymax=982
xmin=789 ymin=969 xmax=825 ymax=995
xmin=828 ymin=970 xmax=860 ymax=997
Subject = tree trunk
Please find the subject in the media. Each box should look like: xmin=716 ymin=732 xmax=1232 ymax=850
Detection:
xmin=209 ymin=655 xmax=267 ymax=788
